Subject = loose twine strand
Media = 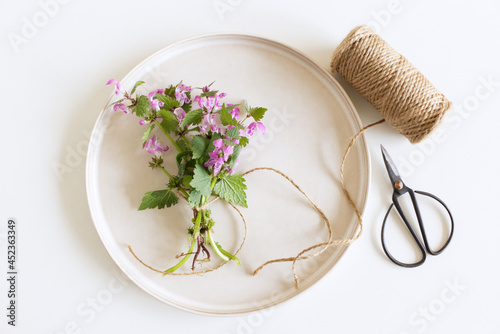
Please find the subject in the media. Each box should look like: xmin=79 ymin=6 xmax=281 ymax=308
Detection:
xmin=330 ymin=25 xmax=451 ymax=144
xmin=128 ymin=119 xmax=384 ymax=287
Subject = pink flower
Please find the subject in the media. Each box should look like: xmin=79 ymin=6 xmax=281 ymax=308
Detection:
xmin=213 ymin=139 xmax=224 ymax=149
xmin=204 ymin=139 xmax=234 ymax=175
xmin=247 ymin=122 xmax=266 ymax=136
xmin=222 ymin=145 xmax=233 ymax=162
xmin=148 ymin=90 xmax=164 ymax=111
xmin=113 ymin=103 xmax=130 ymax=114
xmin=173 ymin=107 xmax=186 ymax=124
xmin=199 ymin=114 xmax=220 ymax=134
xmin=106 ymin=79 xmax=121 ymax=95
xmin=148 ymin=89 xmax=164 ymax=100
xmin=229 ymin=107 xmax=240 ymax=119
xmin=175 ymin=84 xmax=192 ymax=106
xmin=139 ymin=119 xmax=147 ymax=126
xmin=195 ymin=95 xmax=223 ymax=113
xmin=144 ymin=135 xmax=169 ymax=155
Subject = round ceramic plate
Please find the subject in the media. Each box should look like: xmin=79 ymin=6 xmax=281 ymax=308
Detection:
xmin=86 ymin=33 xmax=370 ymax=315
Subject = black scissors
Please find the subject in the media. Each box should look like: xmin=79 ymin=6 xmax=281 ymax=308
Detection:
xmin=380 ymin=145 xmax=454 ymax=267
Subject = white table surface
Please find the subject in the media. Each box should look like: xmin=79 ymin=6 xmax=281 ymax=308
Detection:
xmin=2 ymin=0 xmax=500 ymax=333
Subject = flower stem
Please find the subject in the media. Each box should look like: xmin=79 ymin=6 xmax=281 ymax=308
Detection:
xmin=163 ymin=210 xmax=202 ymax=274
xmin=155 ymin=120 xmax=182 ymax=152
xmin=159 ymin=166 xmax=174 ymax=180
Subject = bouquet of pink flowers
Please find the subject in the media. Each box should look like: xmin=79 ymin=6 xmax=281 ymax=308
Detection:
xmin=106 ymin=79 xmax=267 ymax=273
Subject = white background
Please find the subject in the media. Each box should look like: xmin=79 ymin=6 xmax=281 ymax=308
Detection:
xmin=1 ymin=0 xmax=499 ymax=333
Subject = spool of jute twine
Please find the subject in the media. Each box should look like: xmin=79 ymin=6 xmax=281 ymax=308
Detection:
xmin=331 ymin=25 xmax=452 ymax=144
xmin=129 ymin=26 xmax=452 ymax=289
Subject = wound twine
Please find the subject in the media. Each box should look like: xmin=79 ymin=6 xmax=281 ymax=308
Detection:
xmin=331 ymin=25 xmax=451 ymax=144
xmin=129 ymin=26 xmax=451 ymax=288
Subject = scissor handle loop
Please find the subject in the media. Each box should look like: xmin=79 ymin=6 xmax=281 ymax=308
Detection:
xmin=381 ymin=189 xmax=454 ymax=267
xmin=381 ymin=202 xmax=426 ymax=268
xmin=413 ymin=190 xmax=454 ymax=255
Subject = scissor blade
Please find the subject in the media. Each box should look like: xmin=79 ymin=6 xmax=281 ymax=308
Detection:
xmin=380 ymin=145 xmax=402 ymax=185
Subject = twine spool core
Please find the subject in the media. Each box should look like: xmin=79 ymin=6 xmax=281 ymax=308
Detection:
xmin=331 ymin=25 xmax=451 ymax=144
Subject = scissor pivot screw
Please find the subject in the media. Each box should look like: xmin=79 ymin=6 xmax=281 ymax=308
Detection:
xmin=395 ymin=181 xmax=404 ymax=190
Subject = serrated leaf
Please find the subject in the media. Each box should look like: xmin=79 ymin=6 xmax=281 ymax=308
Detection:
xmin=188 ymin=189 xmax=203 ymax=207
xmin=249 ymin=107 xmax=267 ymax=122
xmin=190 ymin=164 xmax=212 ymax=197
xmin=226 ymin=127 xmax=240 ymax=140
xmin=158 ymin=110 xmax=178 ymax=133
xmin=228 ymin=145 xmax=242 ymax=169
xmin=213 ymin=174 xmax=247 ymax=207
xmin=177 ymin=138 xmax=189 ymax=152
xmin=142 ymin=123 xmax=155 ymax=145
xmin=176 ymin=151 xmax=192 ymax=175
xmin=131 ymin=81 xmax=145 ymax=95
xmin=165 ymin=85 xmax=176 ymax=98
xmin=239 ymin=137 xmax=249 ymax=147
xmin=191 ymin=136 xmax=209 ymax=159
xmin=135 ymin=95 xmax=150 ymax=117
xmin=180 ymin=109 xmax=203 ymax=127
xmin=157 ymin=94 xmax=180 ymax=110
xmin=220 ymin=104 xmax=238 ymax=126
xmin=138 ymin=189 xmax=179 ymax=210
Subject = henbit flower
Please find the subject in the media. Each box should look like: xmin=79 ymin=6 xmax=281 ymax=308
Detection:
xmin=204 ymin=152 xmax=225 ymax=176
xmin=196 ymin=95 xmax=223 ymax=113
xmin=173 ymin=107 xmax=186 ymax=124
xmin=199 ymin=114 xmax=220 ymax=134
xmin=139 ymin=119 xmax=147 ymax=126
xmin=222 ymin=145 xmax=233 ymax=162
xmin=150 ymin=99 xmax=164 ymax=112
xmin=106 ymin=79 xmax=121 ymax=95
xmin=202 ymin=85 xmax=210 ymax=93
xmin=175 ymin=84 xmax=192 ymax=106
xmin=113 ymin=103 xmax=130 ymax=114
xmin=213 ymin=138 xmax=224 ymax=150
xmin=144 ymin=135 xmax=169 ymax=155
xmin=247 ymin=121 xmax=266 ymax=136
xmin=148 ymin=89 xmax=165 ymax=100
xmin=229 ymin=106 xmax=240 ymax=119
xmin=148 ymin=89 xmax=165 ymax=111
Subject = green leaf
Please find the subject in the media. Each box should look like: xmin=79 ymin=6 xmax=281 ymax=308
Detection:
xmin=213 ymin=174 xmax=247 ymax=207
xmin=239 ymin=137 xmax=249 ymax=147
xmin=142 ymin=123 xmax=155 ymax=145
xmin=176 ymin=151 xmax=192 ymax=175
xmin=135 ymin=95 xmax=150 ymax=117
xmin=200 ymin=90 xmax=218 ymax=98
xmin=180 ymin=109 xmax=203 ymax=127
xmin=138 ymin=189 xmax=179 ymax=210
xmin=220 ymin=104 xmax=238 ymax=126
xmin=190 ymin=164 xmax=212 ymax=197
xmin=191 ymin=136 xmax=209 ymax=159
xmin=177 ymin=138 xmax=189 ymax=152
xmin=225 ymin=127 xmax=240 ymax=140
xmin=249 ymin=107 xmax=267 ymax=122
xmin=228 ymin=145 xmax=242 ymax=169
xmin=188 ymin=189 xmax=203 ymax=207
xmin=157 ymin=94 xmax=180 ymax=110
xmin=131 ymin=81 xmax=145 ymax=95
xmin=158 ymin=110 xmax=178 ymax=133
